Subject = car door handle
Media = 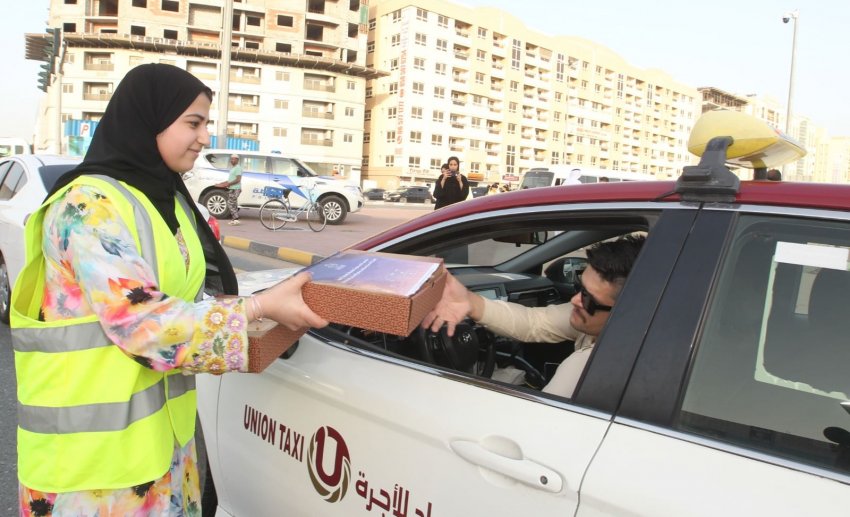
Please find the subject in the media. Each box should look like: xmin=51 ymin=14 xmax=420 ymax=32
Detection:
xmin=450 ymin=440 xmax=563 ymax=493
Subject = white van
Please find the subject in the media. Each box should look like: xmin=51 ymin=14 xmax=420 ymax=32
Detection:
xmin=0 ymin=138 xmax=31 ymax=158
xmin=519 ymin=166 xmax=654 ymax=189
xmin=183 ymin=150 xmax=364 ymax=225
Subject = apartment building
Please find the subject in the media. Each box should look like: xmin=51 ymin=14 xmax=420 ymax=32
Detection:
xmin=363 ymin=0 xmax=700 ymax=189
xmin=28 ymin=0 xmax=383 ymax=177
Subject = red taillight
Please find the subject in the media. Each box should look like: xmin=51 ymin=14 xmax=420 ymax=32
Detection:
xmin=207 ymin=216 xmax=221 ymax=241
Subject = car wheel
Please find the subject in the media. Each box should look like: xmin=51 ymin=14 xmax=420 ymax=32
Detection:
xmin=200 ymin=190 xmax=230 ymax=220
xmin=400 ymin=197 xmax=408 ymax=204
xmin=320 ymin=195 xmax=347 ymax=225
xmin=0 ymin=254 xmax=10 ymax=324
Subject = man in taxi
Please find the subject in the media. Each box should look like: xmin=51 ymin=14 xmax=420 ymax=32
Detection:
xmin=422 ymin=235 xmax=645 ymax=398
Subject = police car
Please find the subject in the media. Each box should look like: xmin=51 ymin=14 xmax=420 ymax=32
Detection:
xmin=197 ymin=111 xmax=850 ymax=516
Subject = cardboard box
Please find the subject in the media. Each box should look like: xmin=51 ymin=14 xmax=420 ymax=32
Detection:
xmin=247 ymin=319 xmax=306 ymax=373
xmin=302 ymin=251 xmax=447 ymax=337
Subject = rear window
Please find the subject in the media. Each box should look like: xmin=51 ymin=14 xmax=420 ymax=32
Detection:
xmin=520 ymin=171 xmax=554 ymax=189
xmin=38 ymin=164 xmax=79 ymax=192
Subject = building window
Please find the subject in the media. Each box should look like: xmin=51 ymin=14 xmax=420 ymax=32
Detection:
xmin=278 ymin=15 xmax=294 ymax=27
xmin=434 ymin=87 xmax=445 ymax=99
xmin=477 ymin=27 xmax=487 ymax=38
xmin=247 ymin=16 xmax=261 ymax=26
xmin=389 ymin=82 xmax=398 ymax=95
xmin=412 ymin=82 xmax=424 ymax=94
xmin=436 ymin=39 xmax=447 ymax=52
xmin=511 ymin=39 xmax=521 ymax=70
xmin=276 ymin=71 xmax=290 ymax=81
xmin=413 ymin=57 xmax=425 ymax=70
xmin=507 ymin=123 xmax=516 ymax=134
xmin=347 ymin=80 xmax=355 ymax=90
xmin=163 ymin=29 xmax=177 ymax=40
xmin=411 ymin=107 xmax=423 ymax=119
xmin=245 ymin=41 xmax=260 ymax=49
xmin=391 ymin=34 xmax=400 ymax=47
xmin=62 ymin=83 xmax=74 ymax=93
xmin=470 ymin=162 xmax=480 ymax=172
xmin=416 ymin=8 xmax=427 ymax=21
xmin=508 ymin=102 xmax=517 ymax=113
xmin=345 ymin=107 xmax=355 ymax=116
xmin=505 ymin=145 xmax=515 ymax=174
xmin=364 ymin=109 xmax=371 ymax=121
xmin=273 ymin=127 xmax=287 ymax=137
xmin=369 ymin=18 xmax=376 ymax=30
xmin=132 ymin=0 xmax=146 ymax=6
xmin=363 ymin=156 xmax=369 ymax=167
xmin=415 ymin=33 xmax=427 ymax=46
xmin=130 ymin=25 xmax=146 ymax=36
xmin=363 ymin=134 xmax=370 ymax=143
xmin=469 ymin=140 xmax=480 ymax=150
xmin=387 ymin=107 xmax=397 ymax=119
xmin=385 ymin=155 xmax=395 ymax=167
xmin=435 ymin=63 xmax=446 ymax=75
xmin=475 ymin=72 xmax=484 ymax=85
xmin=161 ymin=0 xmax=179 ymax=12
xmin=437 ymin=15 xmax=448 ymax=28
xmin=392 ymin=10 xmax=401 ymax=22
xmin=344 ymin=133 xmax=353 ymax=143
xmin=471 ymin=117 xmax=481 ymax=128
xmin=430 ymin=158 xmax=441 ymax=169
xmin=367 ymin=41 xmax=375 ymax=53
xmin=386 ymin=131 xmax=396 ymax=143
xmin=431 ymin=134 xmax=443 ymax=145
xmin=409 ymin=156 xmax=421 ymax=167
xmin=274 ymin=99 xmax=289 ymax=109
xmin=432 ymin=110 xmax=444 ymax=122
xmin=365 ymin=87 xmax=372 ymax=98
xmin=390 ymin=58 xmax=399 ymax=70
xmin=410 ymin=131 xmax=422 ymax=143
xmin=510 ymin=80 xmax=518 ymax=92
xmin=476 ymin=49 xmax=486 ymax=61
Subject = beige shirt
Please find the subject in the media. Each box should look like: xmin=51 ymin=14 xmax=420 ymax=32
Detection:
xmin=477 ymin=298 xmax=595 ymax=398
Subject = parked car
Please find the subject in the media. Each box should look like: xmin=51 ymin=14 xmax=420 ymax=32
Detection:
xmin=197 ymin=113 xmax=849 ymax=516
xmin=470 ymin=186 xmax=489 ymax=198
xmin=182 ymin=150 xmax=364 ymax=225
xmin=363 ymin=188 xmax=386 ymax=200
xmin=383 ymin=186 xmax=433 ymax=203
xmin=0 ymin=154 xmax=219 ymax=324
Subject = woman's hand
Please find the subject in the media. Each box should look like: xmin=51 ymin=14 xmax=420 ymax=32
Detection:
xmin=253 ymin=272 xmax=329 ymax=331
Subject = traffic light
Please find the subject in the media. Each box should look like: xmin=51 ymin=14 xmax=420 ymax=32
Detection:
xmin=37 ymin=62 xmax=51 ymax=92
xmin=45 ymin=27 xmax=60 ymax=63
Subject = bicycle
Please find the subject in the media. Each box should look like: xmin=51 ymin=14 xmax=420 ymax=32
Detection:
xmin=259 ymin=184 xmax=327 ymax=232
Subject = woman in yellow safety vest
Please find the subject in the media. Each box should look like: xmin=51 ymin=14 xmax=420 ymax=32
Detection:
xmin=12 ymin=64 xmax=328 ymax=516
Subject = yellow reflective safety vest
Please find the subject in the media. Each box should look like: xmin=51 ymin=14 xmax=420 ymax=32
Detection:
xmin=11 ymin=175 xmax=206 ymax=493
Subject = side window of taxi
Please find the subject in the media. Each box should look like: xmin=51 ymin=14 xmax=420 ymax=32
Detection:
xmin=676 ymin=215 xmax=850 ymax=475
xmin=0 ymin=163 xmax=26 ymax=201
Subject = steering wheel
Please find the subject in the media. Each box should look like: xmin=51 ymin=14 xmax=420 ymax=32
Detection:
xmin=415 ymin=322 xmax=496 ymax=378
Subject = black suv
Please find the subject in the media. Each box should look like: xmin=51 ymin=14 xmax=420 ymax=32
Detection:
xmin=383 ymin=186 xmax=433 ymax=203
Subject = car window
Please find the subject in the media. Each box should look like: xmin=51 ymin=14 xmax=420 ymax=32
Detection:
xmin=242 ymin=156 xmax=268 ymax=174
xmin=676 ymin=214 xmax=850 ymax=475
xmin=205 ymin=153 xmax=231 ymax=168
xmin=0 ymin=163 xmax=26 ymax=201
xmin=0 ymin=160 xmax=12 ymax=187
xmin=270 ymin=157 xmax=297 ymax=176
xmin=38 ymin=164 xmax=79 ymax=192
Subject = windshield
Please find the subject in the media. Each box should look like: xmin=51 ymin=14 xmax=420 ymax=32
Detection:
xmin=293 ymin=159 xmax=318 ymax=177
xmin=520 ymin=171 xmax=554 ymax=189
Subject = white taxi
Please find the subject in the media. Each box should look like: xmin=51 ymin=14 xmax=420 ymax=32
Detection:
xmin=197 ymin=112 xmax=850 ymax=516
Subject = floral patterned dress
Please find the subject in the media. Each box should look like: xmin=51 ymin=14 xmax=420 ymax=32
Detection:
xmin=18 ymin=184 xmax=250 ymax=517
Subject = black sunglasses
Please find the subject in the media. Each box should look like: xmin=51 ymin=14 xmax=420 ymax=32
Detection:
xmin=576 ymin=274 xmax=613 ymax=316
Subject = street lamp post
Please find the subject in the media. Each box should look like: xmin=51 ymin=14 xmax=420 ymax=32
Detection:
xmin=782 ymin=10 xmax=799 ymax=179
xmin=782 ymin=10 xmax=799 ymax=136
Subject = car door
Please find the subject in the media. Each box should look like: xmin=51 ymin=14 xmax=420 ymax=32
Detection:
xmin=205 ymin=204 xmax=695 ymax=517
xmin=578 ymin=208 xmax=850 ymax=515
xmin=269 ymin=156 xmax=310 ymax=209
xmin=238 ymin=154 xmax=272 ymax=208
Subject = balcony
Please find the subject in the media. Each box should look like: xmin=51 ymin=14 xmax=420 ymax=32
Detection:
xmin=301 ymin=136 xmax=333 ymax=146
xmin=454 ymin=51 xmax=468 ymax=61
xmin=304 ymin=80 xmax=335 ymax=92
xmin=302 ymin=108 xmax=334 ymax=119
xmin=230 ymin=72 xmax=260 ymax=84
xmin=230 ymin=102 xmax=260 ymax=113
xmin=84 ymin=62 xmax=114 ymax=71
xmin=83 ymin=92 xmax=111 ymax=101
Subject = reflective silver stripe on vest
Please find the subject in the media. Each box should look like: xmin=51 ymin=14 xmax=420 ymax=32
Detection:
xmin=12 ymin=321 xmax=108 ymax=353
xmin=168 ymin=373 xmax=196 ymax=398
xmin=18 ymin=379 xmax=166 ymax=434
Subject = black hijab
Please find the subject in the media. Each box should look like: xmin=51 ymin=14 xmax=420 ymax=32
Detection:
xmin=49 ymin=64 xmax=238 ymax=295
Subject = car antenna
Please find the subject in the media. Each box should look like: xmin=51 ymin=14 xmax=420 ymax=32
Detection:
xmin=673 ymin=136 xmax=740 ymax=203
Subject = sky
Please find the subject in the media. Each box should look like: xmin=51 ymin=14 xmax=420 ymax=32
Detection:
xmin=2 ymin=0 xmax=849 ymax=143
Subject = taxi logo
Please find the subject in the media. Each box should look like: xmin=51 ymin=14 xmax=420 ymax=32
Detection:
xmin=307 ymin=426 xmax=352 ymax=503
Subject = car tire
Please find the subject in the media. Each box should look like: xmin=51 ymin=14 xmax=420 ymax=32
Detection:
xmin=320 ymin=195 xmax=347 ymax=225
xmin=200 ymin=189 xmax=230 ymax=220
xmin=400 ymin=197 xmax=408 ymax=204
xmin=0 ymin=254 xmax=10 ymax=325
